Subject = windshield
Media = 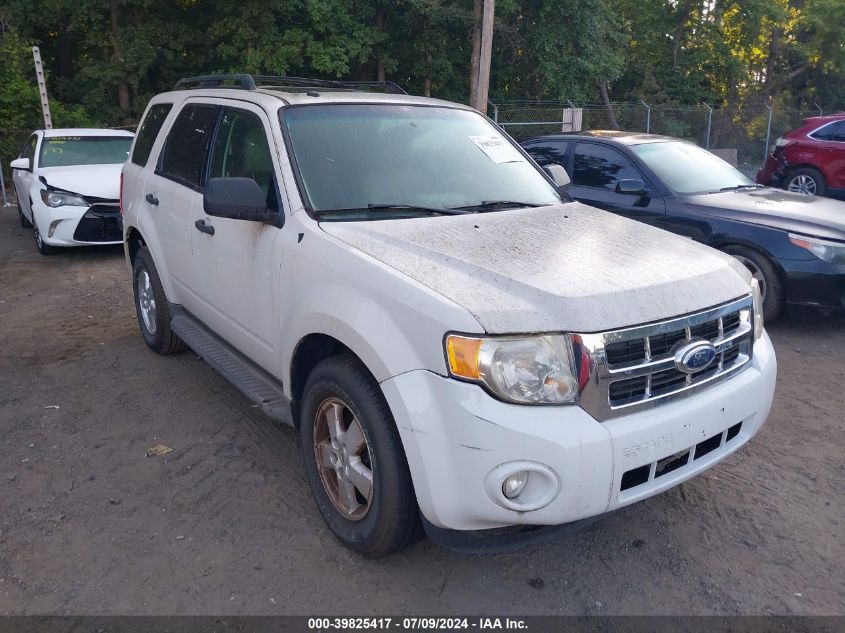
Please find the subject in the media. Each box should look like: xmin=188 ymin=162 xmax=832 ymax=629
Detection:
xmin=39 ymin=136 xmax=133 ymax=168
xmin=632 ymin=141 xmax=754 ymax=195
xmin=282 ymin=104 xmax=561 ymax=216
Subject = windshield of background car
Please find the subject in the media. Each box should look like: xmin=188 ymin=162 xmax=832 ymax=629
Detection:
xmin=39 ymin=137 xmax=133 ymax=168
xmin=632 ymin=140 xmax=754 ymax=195
xmin=282 ymin=104 xmax=561 ymax=215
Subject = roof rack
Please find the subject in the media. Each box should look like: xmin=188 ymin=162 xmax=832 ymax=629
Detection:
xmin=173 ymin=74 xmax=407 ymax=95
xmin=173 ymin=74 xmax=257 ymax=90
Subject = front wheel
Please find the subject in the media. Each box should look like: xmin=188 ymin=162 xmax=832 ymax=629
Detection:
xmin=19 ymin=205 xmax=32 ymax=228
xmin=300 ymin=353 xmax=420 ymax=557
xmin=33 ymin=219 xmax=58 ymax=255
xmin=132 ymin=246 xmax=186 ymax=355
xmin=723 ymin=245 xmax=784 ymax=321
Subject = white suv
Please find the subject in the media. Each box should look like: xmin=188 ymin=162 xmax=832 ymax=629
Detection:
xmin=121 ymin=75 xmax=777 ymax=557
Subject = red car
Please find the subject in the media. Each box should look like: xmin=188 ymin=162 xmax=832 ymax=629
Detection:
xmin=757 ymin=113 xmax=845 ymax=200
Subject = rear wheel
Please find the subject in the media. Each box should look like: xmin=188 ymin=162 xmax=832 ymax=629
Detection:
xmin=785 ymin=167 xmax=825 ymax=196
xmin=723 ymin=245 xmax=784 ymax=321
xmin=300 ymin=353 xmax=420 ymax=557
xmin=132 ymin=246 xmax=186 ymax=354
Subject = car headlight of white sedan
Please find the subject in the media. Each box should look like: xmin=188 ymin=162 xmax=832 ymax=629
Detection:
xmin=40 ymin=189 xmax=88 ymax=208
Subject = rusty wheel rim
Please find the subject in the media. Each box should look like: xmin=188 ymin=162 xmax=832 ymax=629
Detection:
xmin=313 ymin=397 xmax=373 ymax=521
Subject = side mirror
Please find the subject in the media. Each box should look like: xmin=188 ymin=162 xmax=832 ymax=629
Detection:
xmin=10 ymin=157 xmax=30 ymax=171
xmin=542 ymin=163 xmax=571 ymax=190
xmin=615 ymin=179 xmax=646 ymax=195
xmin=203 ymin=177 xmax=277 ymax=223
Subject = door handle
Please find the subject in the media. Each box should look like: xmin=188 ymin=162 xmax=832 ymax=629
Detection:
xmin=145 ymin=193 xmax=159 ymax=206
xmin=194 ymin=219 xmax=215 ymax=236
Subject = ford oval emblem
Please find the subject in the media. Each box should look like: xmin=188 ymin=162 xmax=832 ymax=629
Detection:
xmin=674 ymin=339 xmax=717 ymax=374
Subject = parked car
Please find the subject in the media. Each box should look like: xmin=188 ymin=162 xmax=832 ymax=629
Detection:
xmin=10 ymin=128 xmax=134 ymax=254
xmin=756 ymin=113 xmax=845 ymax=199
xmin=522 ymin=131 xmax=845 ymax=320
xmin=121 ymin=75 xmax=776 ymax=557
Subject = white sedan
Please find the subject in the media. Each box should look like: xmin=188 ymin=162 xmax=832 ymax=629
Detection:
xmin=11 ymin=128 xmax=134 ymax=254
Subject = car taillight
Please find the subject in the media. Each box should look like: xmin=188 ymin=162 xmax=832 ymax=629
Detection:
xmin=119 ymin=172 xmax=124 ymax=215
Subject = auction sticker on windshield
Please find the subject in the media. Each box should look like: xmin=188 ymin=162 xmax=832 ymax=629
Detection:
xmin=468 ymin=135 xmax=522 ymax=164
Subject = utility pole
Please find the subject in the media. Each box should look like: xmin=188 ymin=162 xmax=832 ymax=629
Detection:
xmin=471 ymin=0 xmax=494 ymax=114
xmin=32 ymin=47 xmax=53 ymax=129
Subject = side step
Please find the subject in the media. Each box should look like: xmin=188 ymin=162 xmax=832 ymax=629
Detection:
xmin=170 ymin=306 xmax=294 ymax=426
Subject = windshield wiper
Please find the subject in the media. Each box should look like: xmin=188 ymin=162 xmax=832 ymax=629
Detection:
xmin=367 ymin=203 xmax=470 ymax=215
xmin=718 ymin=184 xmax=765 ymax=192
xmin=319 ymin=204 xmax=469 ymax=216
xmin=452 ymin=200 xmax=547 ymax=212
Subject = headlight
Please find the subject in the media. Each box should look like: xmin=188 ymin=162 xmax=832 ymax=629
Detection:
xmin=789 ymin=233 xmax=845 ymax=265
xmin=445 ymin=334 xmax=578 ymax=404
xmin=750 ymin=278 xmax=764 ymax=341
xmin=40 ymin=189 xmax=88 ymax=208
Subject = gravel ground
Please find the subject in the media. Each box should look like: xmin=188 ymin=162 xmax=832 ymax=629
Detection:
xmin=0 ymin=206 xmax=843 ymax=615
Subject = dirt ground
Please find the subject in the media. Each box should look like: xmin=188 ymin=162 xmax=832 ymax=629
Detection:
xmin=0 ymin=205 xmax=842 ymax=616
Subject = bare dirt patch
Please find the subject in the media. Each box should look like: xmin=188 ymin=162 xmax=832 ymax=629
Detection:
xmin=0 ymin=207 xmax=842 ymax=615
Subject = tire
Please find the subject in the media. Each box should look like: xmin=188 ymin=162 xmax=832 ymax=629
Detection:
xmin=723 ymin=245 xmax=784 ymax=321
xmin=33 ymin=216 xmax=58 ymax=255
xmin=132 ymin=246 xmax=186 ymax=355
xmin=300 ymin=353 xmax=420 ymax=557
xmin=784 ymin=167 xmax=826 ymax=197
xmin=19 ymin=205 xmax=32 ymax=228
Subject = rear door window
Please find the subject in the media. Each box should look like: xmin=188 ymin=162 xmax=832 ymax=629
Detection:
xmin=572 ymin=142 xmax=643 ymax=189
xmin=132 ymin=103 xmax=173 ymax=166
xmin=525 ymin=141 xmax=570 ymax=169
xmin=157 ymin=104 xmax=220 ymax=189
xmin=810 ymin=121 xmax=845 ymax=142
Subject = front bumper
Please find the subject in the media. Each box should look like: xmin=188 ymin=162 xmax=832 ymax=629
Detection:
xmin=382 ymin=332 xmax=776 ymax=531
xmin=32 ymin=201 xmax=122 ymax=247
xmin=783 ymin=258 xmax=845 ymax=311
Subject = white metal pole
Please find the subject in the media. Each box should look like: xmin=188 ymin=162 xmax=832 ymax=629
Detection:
xmin=32 ymin=46 xmax=53 ymax=129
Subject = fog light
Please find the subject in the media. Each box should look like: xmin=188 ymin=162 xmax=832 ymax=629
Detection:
xmin=502 ymin=471 xmax=529 ymax=499
xmin=48 ymin=220 xmax=61 ymax=238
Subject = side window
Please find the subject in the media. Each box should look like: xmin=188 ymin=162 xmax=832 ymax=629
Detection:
xmin=158 ymin=104 xmax=219 ymax=189
xmin=572 ymin=143 xmax=642 ymax=189
xmin=132 ymin=103 xmax=173 ymax=166
xmin=526 ymin=141 xmax=570 ymax=169
xmin=21 ymin=135 xmax=37 ymax=163
xmin=209 ymin=108 xmax=277 ymax=208
xmin=829 ymin=121 xmax=845 ymax=142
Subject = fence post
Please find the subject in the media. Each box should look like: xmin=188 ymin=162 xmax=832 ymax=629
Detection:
xmin=764 ymin=104 xmax=773 ymax=163
xmin=489 ymin=101 xmax=499 ymax=123
xmin=639 ymin=100 xmax=651 ymax=133
xmin=702 ymin=103 xmax=713 ymax=149
xmin=0 ymin=166 xmax=7 ymax=207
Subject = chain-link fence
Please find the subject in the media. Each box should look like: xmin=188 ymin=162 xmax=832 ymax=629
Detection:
xmin=0 ymin=129 xmax=33 ymax=205
xmin=491 ymin=101 xmax=831 ymax=177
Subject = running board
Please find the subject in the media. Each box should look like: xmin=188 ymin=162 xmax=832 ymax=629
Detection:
xmin=169 ymin=306 xmax=294 ymax=426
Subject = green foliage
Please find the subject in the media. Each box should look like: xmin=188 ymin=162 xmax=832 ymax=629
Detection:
xmin=0 ymin=0 xmax=841 ymax=133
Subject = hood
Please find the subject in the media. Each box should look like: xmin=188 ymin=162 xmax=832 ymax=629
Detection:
xmin=38 ymin=163 xmax=123 ymax=200
xmin=321 ymin=203 xmax=752 ymax=334
xmin=683 ymin=188 xmax=845 ymax=242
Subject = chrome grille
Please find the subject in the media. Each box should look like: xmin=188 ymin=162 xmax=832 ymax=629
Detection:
xmin=576 ymin=296 xmax=754 ymax=421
